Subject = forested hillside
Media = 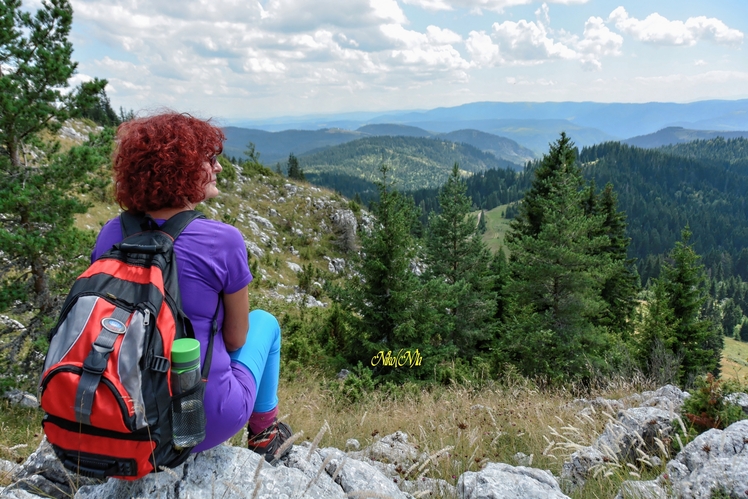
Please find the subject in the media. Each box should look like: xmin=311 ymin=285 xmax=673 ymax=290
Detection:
xmin=579 ymin=141 xmax=748 ymax=282
xmin=624 ymin=127 xmax=748 ymax=149
xmin=300 ymin=135 xmax=520 ymax=192
xmin=377 ymin=139 xmax=748 ymax=285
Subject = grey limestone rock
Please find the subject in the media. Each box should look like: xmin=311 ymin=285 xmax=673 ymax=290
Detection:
xmin=563 ymin=407 xmax=676 ymax=489
xmin=10 ymin=438 xmax=101 ymax=499
xmin=459 ymin=463 xmax=570 ymax=499
xmin=286 ymin=261 xmax=302 ymax=273
xmin=250 ymin=214 xmax=274 ymax=230
xmin=513 ymin=452 xmax=533 ymax=466
xmin=283 ymin=444 xmax=347 ymax=498
xmin=354 ymin=431 xmax=425 ymax=465
xmin=561 ymin=445 xmax=605 ymax=489
xmin=614 ymin=479 xmax=668 ymax=499
xmin=3 ymin=390 xmax=38 ymax=409
xmin=74 ymin=444 xmax=337 ymax=499
xmin=318 ymin=447 xmax=410 ymax=499
xmin=244 ymin=238 xmax=265 ymax=259
xmin=0 ymin=315 xmax=25 ymax=331
xmin=0 ymin=489 xmax=43 ymax=499
xmin=667 ymin=419 xmax=748 ymax=499
xmin=596 ymin=407 xmax=676 ymax=462
xmin=725 ymin=392 xmax=748 ymax=414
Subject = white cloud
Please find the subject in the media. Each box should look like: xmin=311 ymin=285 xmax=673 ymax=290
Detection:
xmin=465 ymin=5 xmax=620 ymax=70
xmin=401 ymin=0 xmax=588 ymax=14
xmin=380 ymin=24 xmax=470 ymax=75
xmin=466 ymin=30 xmax=502 ymax=67
xmin=491 ymin=18 xmax=577 ymax=63
xmin=573 ymin=16 xmax=623 ymax=71
xmin=609 ymin=7 xmax=744 ymax=46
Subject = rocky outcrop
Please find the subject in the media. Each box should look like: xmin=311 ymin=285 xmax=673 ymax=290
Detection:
xmin=459 ymin=463 xmax=570 ymax=499
xmin=615 ymin=419 xmax=748 ymax=499
xmin=2 ymin=390 xmax=38 ymax=409
xmin=563 ymin=385 xmax=687 ymax=489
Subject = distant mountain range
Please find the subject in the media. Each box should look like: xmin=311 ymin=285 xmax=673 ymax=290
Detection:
xmin=229 ymin=99 xmax=748 ymax=155
xmin=623 ymin=127 xmax=748 ymax=149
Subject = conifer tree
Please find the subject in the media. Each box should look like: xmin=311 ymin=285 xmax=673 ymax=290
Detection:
xmin=477 ymin=210 xmax=487 ymax=234
xmin=0 ymin=0 xmax=107 ymax=167
xmin=503 ymin=133 xmax=614 ymax=379
xmin=594 ymin=183 xmax=639 ymax=336
xmin=341 ymin=165 xmax=421 ymax=358
xmin=287 ymin=153 xmax=305 ymax=180
xmin=423 ymin=164 xmax=495 ymax=355
xmin=0 ymin=0 xmax=110 ymax=365
xmin=660 ymin=227 xmax=722 ymax=384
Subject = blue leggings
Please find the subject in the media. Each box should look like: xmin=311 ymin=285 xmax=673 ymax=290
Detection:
xmin=229 ymin=309 xmax=281 ymax=413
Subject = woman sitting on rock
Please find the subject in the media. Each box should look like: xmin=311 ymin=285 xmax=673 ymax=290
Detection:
xmin=91 ymin=111 xmax=291 ymax=461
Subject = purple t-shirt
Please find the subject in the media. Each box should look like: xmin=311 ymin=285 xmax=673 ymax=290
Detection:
xmin=92 ymin=216 xmax=254 ymax=451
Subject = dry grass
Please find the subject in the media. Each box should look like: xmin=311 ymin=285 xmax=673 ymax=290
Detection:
xmin=221 ymin=370 xmax=664 ymax=498
xmin=722 ymin=337 xmax=748 ymax=383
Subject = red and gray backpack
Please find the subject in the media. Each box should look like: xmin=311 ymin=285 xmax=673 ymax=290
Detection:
xmin=39 ymin=210 xmax=216 ymax=480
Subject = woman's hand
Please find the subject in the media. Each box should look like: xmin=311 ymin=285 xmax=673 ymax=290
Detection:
xmin=222 ymin=285 xmax=249 ymax=352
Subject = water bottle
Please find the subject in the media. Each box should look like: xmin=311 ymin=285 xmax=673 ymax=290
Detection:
xmin=170 ymin=338 xmax=206 ymax=449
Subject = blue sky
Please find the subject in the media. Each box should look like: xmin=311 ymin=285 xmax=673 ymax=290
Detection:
xmin=47 ymin=0 xmax=748 ymax=123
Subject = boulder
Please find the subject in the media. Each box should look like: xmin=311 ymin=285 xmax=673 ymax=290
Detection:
xmin=458 ymin=463 xmax=569 ymax=499
xmin=317 ymin=447 xmax=410 ymax=499
xmin=614 ymin=479 xmax=668 ymax=499
xmin=725 ymin=392 xmax=748 ymax=414
xmin=3 ymin=390 xmax=38 ymax=409
xmin=563 ymin=406 xmax=676 ymax=489
xmin=8 ymin=438 xmax=101 ymax=499
xmin=667 ymin=419 xmax=748 ymax=499
xmin=352 ymin=431 xmax=425 ymax=465
xmin=74 ymin=445 xmax=340 ymax=499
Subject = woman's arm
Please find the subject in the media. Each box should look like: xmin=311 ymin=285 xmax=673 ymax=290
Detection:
xmin=222 ymin=285 xmax=249 ymax=352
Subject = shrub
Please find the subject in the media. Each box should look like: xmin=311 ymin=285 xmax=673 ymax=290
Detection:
xmin=681 ymin=373 xmax=746 ymax=433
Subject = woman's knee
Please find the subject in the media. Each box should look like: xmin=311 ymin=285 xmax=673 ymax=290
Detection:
xmin=249 ymin=309 xmax=281 ymax=344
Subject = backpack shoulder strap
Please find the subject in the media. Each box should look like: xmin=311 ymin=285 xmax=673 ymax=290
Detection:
xmin=158 ymin=210 xmax=206 ymax=241
xmin=119 ymin=210 xmax=206 ymax=240
xmin=119 ymin=211 xmax=152 ymax=238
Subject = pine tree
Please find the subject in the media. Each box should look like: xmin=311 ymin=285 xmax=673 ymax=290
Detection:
xmin=0 ymin=0 xmax=107 ymax=167
xmin=0 ymin=129 xmax=113 ymax=364
xmin=645 ymin=227 xmax=724 ymax=386
xmin=340 ymin=165 xmax=422 ymax=359
xmin=287 ymin=153 xmax=305 ymax=180
xmin=503 ymin=133 xmax=614 ymax=379
xmin=594 ymin=183 xmax=639 ymax=336
xmin=659 ymin=227 xmax=722 ymax=385
xmin=0 ymin=0 xmax=110 ymax=365
xmin=740 ymin=321 xmax=748 ymax=342
xmin=477 ymin=210 xmax=487 ymax=234
xmin=422 ymin=164 xmax=495 ymax=355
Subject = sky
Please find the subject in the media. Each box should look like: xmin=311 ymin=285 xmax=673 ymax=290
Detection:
xmin=47 ymin=0 xmax=748 ymax=123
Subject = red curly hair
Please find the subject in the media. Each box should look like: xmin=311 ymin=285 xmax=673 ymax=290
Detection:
xmin=113 ymin=112 xmax=225 ymax=213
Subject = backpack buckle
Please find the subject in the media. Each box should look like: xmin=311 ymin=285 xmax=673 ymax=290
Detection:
xmin=150 ymin=356 xmax=170 ymax=373
xmin=83 ymin=344 xmax=114 ymax=375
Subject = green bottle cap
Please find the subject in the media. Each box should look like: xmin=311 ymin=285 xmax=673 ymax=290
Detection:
xmin=171 ymin=338 xmax=201 ymax=373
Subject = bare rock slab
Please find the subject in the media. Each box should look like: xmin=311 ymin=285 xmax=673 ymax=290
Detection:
xmin=458 ymin=463 xmax=569 ymax=499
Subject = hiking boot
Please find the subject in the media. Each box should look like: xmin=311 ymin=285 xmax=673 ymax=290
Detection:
xmin=247 ymin=420 xmax=293 ymax=462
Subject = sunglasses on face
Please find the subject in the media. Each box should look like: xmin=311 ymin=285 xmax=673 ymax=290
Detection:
xmin=208 ymin=155 xmax=218 ymax=167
